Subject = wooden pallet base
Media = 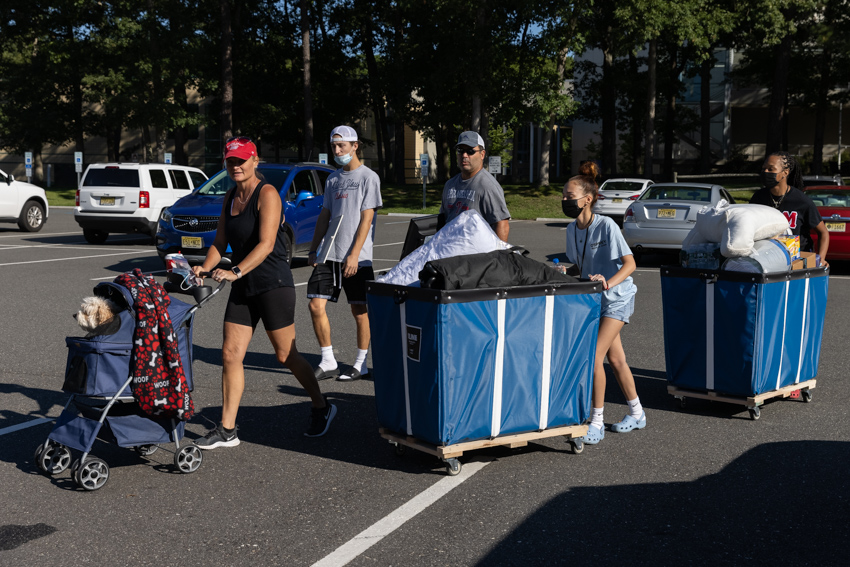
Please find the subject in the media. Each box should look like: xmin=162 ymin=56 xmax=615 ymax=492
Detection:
xmin=379 ymin=424 xmax=589 ymax=460
xmin=668 ymin=379 xmax=817 ymax=409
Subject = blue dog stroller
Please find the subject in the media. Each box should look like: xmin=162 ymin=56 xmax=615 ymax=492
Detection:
xmin=34 ymin=275 xmax=224 ymax=491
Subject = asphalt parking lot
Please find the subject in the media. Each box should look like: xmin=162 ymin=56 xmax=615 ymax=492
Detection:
xmin=1 ymin=208 xmax=848 ymax=566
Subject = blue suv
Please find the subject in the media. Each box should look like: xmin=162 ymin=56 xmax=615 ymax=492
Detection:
xmin=155 ymin=162 xmax=335 ymax=265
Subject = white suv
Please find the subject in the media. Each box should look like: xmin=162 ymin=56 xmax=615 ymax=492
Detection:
xmin=75 ymin=163 xmax=208 ymax=244
xmin=0 ymin=168 xmax=49 ymax=232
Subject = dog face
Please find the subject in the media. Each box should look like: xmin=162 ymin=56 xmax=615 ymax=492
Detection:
xmin=75 ymin=296 xmax=119 ymax=333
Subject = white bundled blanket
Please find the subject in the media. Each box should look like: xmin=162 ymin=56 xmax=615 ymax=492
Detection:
xmin=378 ymin=210 xmax=512 ymax=286
xmin=681 ymin=200 xmax=789 ymax=258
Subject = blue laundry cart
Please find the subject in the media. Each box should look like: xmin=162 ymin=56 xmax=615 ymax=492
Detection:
xmin=660 ymin=266 xmax=828 ymax=420
xmin=366 ymin=280 xmax=602 ymax=475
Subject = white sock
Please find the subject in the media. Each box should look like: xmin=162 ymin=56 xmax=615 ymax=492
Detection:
xmin=353 ymin=348 xmax=368 ymax=374
xmin=319 ymin=346 xmax=337 ymax=371
xmin=627 ymin=397 xmax=643 ymax=420
xmin=590 ymin=407 xmax=604 ymax=429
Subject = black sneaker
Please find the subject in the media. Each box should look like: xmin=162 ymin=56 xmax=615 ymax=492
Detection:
xmin=304 ymin=396 xmax=337 ymax=437
xmin=194 ymin=424 xmax=240 ymax=449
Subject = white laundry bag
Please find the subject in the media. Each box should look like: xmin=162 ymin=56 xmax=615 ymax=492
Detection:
xmin=377 ymin=210 xmax=512 ymax=286
xmin=681 ymin=200 xmax=789 ymax=257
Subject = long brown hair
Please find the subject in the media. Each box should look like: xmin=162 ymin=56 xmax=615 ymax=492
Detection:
xmin=569 ymin=161 xmax=601 ymax=206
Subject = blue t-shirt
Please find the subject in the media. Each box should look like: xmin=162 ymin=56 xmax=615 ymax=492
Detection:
xmin=566 ymin=214 xmax=637 ymax=305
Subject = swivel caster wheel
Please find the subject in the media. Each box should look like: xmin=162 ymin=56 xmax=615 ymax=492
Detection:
xmin=35 ymin=441 xmax=72 ymax=475
xmin=445 ymin=458 xmax=462 ymax=476
xmin=802 ymin=389 xmax=813 ymax=403
xmin=678 ymin=396 xmax=687 ymax=409
xmin=75 ymin=457 xmax=110 ymax=491
xmin=174 ymin=445 xmax=203 ymax=474
xmin=393 ymin=443 xmax=406 ymax=456
xmin=748 ymin=406 xmax=761 ymax=421
xmin=569 ymin=438 xmax=584 ymax=455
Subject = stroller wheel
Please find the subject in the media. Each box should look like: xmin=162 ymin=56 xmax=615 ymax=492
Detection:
xmin=74 ymin=457 xmax=110 ymax=491
xmin=35 ymin=441 xmax=72 ymax=475
xmin=174 ymin=445 xmax=203 ymax=474
xmin=134 ymin=444 xmax=159 ymax=457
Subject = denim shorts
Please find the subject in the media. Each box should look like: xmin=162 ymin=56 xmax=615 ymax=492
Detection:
xmin=601 ymin=293 xmax=635 ymax=324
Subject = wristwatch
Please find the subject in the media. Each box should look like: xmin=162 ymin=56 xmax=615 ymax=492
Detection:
xmin=231 ymin=266 xmax=242 ymax=279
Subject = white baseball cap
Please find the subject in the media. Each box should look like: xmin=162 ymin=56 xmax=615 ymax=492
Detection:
xmin=330 ymin=125 xmax=358 ymax=142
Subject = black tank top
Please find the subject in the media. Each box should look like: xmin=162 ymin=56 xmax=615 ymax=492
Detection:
xmin=224 ymin=179 xmax=294 ymax=296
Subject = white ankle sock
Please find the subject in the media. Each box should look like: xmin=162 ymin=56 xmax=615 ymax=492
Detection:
xmin=590 ymin=407 xmax=604 ymax=429
xmin=353 ymin=349 xmax=368 ymax=374
xmin=319 ymin=346 xmax=337 ymax=371
xmin=627 ymin=397 xmax=643 ymax=419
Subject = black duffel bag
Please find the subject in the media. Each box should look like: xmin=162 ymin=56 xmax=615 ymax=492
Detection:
xmin=418 ymin=248 xmax=577 ymax=290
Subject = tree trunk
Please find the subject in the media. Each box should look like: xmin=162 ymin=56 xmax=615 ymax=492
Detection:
xmin=766 ymin=35 xmax=792 ymax=156
xmin=34 ymin=147 xmax=43 ymax=185
xmin=174 ymin=85 xmax=188 ymax=165
xmin=360 ymin=11 xmax=387 ymax=177
xmin=700 ymin=56 xmax=712 ymax=173
xmin=300 ymin=0 xmax=313 ymax=160
xmin=663 ymin=43 xmax=678 ymax=180
xmin=436 ymin=126 xmax=450 ymax=182
xmin=812 ymin=48 xmax=832 ymax=175
xmin=600 ymin=28 xmax=617 ymax=175
xmin=629 ymin=51 xmax=641 ymax=174
xmin=220 ymin=0 xmax=234 ymax=140
xmin=394 ymin=119 xmax=406 ymax=184
xmin=644 ymin=38 xmax=657 ymax=178
xmin=512 ymin=127 xmax=523 ymax=183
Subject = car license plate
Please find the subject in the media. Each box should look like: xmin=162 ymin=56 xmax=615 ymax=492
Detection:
xmin=612 ymin=198 xmax=623 ymax=203
xmin=100 ymin=197 xmax=115 ymax=206
xmin=181 ymin=236 xmax=203 ymax=249
xmin=825 ymin=222 xmax=846 ymax=232
xmin=657 ymin=209 xmax=676 ymax=218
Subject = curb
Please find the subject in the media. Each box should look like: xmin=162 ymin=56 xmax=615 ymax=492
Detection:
xmin=536 ymin=217 xmax=573 ymax=223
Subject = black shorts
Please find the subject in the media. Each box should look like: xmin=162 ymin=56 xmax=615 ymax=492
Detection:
xmin=306 ymin=262 xmax=374 ymax=304
xmin=224 ymin=286 xmax=296 ymax=331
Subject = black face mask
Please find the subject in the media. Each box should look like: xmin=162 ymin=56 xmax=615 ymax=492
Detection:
xmin=763 ymin=171 xmax=780 ymax=189
xmin=562 ymin=199 xmax=584 ymax=218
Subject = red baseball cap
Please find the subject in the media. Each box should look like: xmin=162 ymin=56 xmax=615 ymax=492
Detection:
xmin=224 ymin=137 xmax=257 ymax=160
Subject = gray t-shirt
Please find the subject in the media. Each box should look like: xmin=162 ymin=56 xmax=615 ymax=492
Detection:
xmin=321 ymin=164 xmax=382 ymax=265
xmin=566 ymin=214 xmax=636 ymax=306
xmin=440 ymin=169 xmax=511 ymax=225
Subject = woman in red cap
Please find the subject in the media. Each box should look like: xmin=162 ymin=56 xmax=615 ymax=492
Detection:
xmin=192 ymin=137 xmax=337 ymax=449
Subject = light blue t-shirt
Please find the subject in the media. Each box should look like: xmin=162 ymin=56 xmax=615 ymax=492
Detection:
xmin=565 ymin=214 xmax=636 ymax=304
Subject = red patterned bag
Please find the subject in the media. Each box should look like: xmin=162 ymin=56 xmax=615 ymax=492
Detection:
xmin=114 ymin=269 xmax=194 ymax=421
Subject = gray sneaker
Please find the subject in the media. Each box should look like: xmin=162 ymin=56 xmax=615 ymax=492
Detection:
xmin=304 ymin=396 xmax=337 ymax=437
xmin=195 ymin=424 xmax=240 ymax=449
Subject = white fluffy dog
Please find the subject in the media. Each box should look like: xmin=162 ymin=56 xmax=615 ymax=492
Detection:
xmin=75 ymin=296 xmax=121 ymax=337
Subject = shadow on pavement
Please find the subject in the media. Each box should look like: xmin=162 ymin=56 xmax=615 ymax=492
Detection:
xmin=476 ymin=440 xmax=850 ymax=566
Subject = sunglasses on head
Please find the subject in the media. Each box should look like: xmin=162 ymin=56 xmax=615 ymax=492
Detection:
xmin=226 ymin=136 xmax=253 ymax=145
xmin=456 ymin=147 xmax=481 ymax=156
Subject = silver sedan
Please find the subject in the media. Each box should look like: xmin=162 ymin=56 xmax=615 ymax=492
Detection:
xmin=622 ymin=183 xmax=736 ymax=256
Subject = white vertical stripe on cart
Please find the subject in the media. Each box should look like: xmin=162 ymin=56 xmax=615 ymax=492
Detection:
xmin=539 ymin=295 xmax=554 ymax=430
xmin=705 ymin=280 xmax=715 ymax=390
xmin=776 ymin=280 xmax=789 ymax=390
xmin=491 ymin=299 xmax=506 ymax=438
xmin=399 ymin=302 xmax=412 ymax=436
xmin=795 ymin=278 xmax=809 ymax=384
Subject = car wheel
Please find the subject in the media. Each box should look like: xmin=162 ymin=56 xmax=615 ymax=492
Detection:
xmin=18 ymin=201 xmax=45 ymax=232
xmin=283 ymin=230 xmax=294 ymax=266
xmin=83 ymin=229 xmax=109 ymax=244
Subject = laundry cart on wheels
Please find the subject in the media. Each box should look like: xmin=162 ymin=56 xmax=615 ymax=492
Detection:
xmin=660 ymin=266 xmax=828 ymax=420
xmin=366 ymin=280 xmax=602 ymax=475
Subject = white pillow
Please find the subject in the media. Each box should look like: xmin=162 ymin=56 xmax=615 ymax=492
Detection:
xmin=681 ymin=200 xmax=789 ymax=257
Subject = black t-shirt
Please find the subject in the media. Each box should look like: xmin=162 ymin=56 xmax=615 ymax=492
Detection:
xmin=749 ymin=186 xmax=822 ymax=252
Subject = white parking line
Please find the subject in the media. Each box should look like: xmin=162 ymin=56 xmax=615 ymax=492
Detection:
xmin=0 ymin=250 xmax=149 ymax=267
xmin=0 ymin=231 xmax=81 ymax=239
xmin=311 ymin=460 xmax=490 ymax=567
xmin=0 ymin=417 xmax=52 ymax=437
xmin=373 ymin=241 xmax=404 ymax=247
xmin=0 ymin=244 xmax=141 ymax=252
